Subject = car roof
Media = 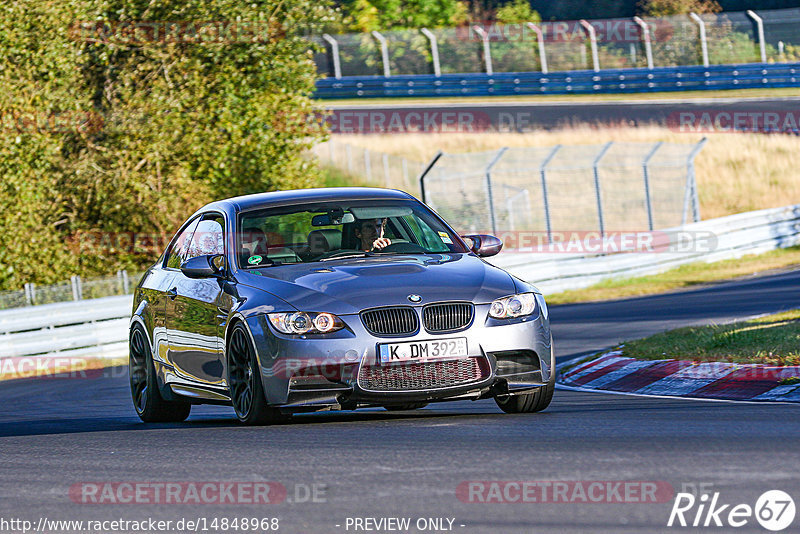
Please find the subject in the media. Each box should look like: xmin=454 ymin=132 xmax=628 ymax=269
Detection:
xmin=203 ymin=187 xmax=417 ymax=214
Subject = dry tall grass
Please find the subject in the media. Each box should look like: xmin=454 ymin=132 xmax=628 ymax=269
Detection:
xmin=332 ymin=127 xmax=800 ymax=219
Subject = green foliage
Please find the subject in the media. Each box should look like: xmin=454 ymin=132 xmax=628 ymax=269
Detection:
xmin=343 ymin=0 xmax=469 ymax=32
xmin=0 ymin=0 xmax=331 ymax=290
xmin=496 ymin=0 xmax=540 ymax=24
xmin=637 ymin=0 xmax=721 ymax=17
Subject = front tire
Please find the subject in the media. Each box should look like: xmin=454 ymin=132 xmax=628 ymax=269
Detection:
xmin=494 ymin=338 xmax=556 ymax=414
xmin=227 ymin=323 xmax=286 ymax=425
xmin=494 ymin=379 xmax=554 ymax=413
xmin=129 ymin=324 xmax=191 ymax=423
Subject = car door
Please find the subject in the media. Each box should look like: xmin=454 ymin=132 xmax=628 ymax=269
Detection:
xmin=166 ymin=213 xmax=228 ymax=386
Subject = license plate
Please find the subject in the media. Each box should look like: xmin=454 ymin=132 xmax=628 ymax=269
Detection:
xmin=378 ymin=338 xmax=468 ymax=364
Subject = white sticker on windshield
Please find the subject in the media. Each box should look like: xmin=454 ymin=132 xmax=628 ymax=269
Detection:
xmin=438 ymin=231 xmax=453 ymax=244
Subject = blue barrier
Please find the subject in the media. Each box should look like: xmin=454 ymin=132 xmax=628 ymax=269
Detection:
xmin=315 ymin=63 xmax=800 ymax=99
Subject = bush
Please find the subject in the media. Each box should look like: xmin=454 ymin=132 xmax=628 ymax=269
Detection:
xmin=0 ymin=0 xmax=331 ymax=290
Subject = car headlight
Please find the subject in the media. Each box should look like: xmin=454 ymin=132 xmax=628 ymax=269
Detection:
xmin=267 ymin=312 xmax=345 ymax=335
xmin=488 ymin=293 xmax=538 ymax=319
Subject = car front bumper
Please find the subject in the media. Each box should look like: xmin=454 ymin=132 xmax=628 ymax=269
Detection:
xmin=245 ymin=303 xmax=553 ymax=410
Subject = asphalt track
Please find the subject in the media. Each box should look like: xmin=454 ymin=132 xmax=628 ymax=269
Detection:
xmin=1 ymin=269 xmax=799 ymax=533
xmin=326 ymin=96 xmax=800 ymax=131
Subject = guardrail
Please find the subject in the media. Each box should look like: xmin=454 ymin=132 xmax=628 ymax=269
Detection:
xmin=0 ymin=295 xmax=131 ymax=376
xmin=315 ymin=62 xmax=800 ymax=99
xmin=1 ymin=204 xmax=797 ymax=372
xmin=490 ymin=203 xmax=800 ymax=294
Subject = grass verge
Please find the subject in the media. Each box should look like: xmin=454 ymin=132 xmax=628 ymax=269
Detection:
xmin=547 ymin=246 xmax=800 ymax=305
xmin=619 ymin=309 xmax=800 ymax=366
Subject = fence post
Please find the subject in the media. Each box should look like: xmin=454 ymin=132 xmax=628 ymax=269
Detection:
xmin=633 ymin=16 xmax=654 ymax=69
xmin=328 ymin=139 xmax=335 ymax=164
xmin=401 ymin=158 xmax=409 ymax=189
xmin=593 ymin=142 xmax=614 ymax=237
xmin=685 ymin=138 xmax=707 ymax=223
xmin=417 ymin=151 xmax=443 ymax=203
xmin=24 ymin=283 xmax=34 ymax=306
xmin=746 ymin=10 xmax=767 ymax=63
xmin=472 ymin=25 xmax=493 ymax=75
xmin=321 ymin=34 xmax=342 ymax=79
xmin=371 ymin=31 xmax=391 ymax=77
xmin=580 ymin=20 xmax=600 ymax=72
xmin=539 ymin=145 xmax=561 ymax=244
xmin=71 ymin=275 xmax=81 ymax=301
xmin=364 ymin=149 xmax=373 ymax=181
xmin=345 ymin=144 xmax=353 ymax=173
xmin=642 ymin=141 xmax=663 ymax=231
xmin=525 ymin=23 xmax=548 ymax=74
xmin=122 ymin=270 xmax=130 ymax=294
xmin=420 ymin=28 xmax=441 ymax=77
xmin=689 ymin=13 xmax=710 ymax=68
xmin=484 ymin=148 xmax=508 ymax=235
xmin=382 ymin=153 xmax=391 ymax=187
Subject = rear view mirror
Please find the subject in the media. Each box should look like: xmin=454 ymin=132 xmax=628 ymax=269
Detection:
xmin=462 ymin=234 xmax=503 ymax=257
xmin=312 ymin=212 xmax=355 ymax=226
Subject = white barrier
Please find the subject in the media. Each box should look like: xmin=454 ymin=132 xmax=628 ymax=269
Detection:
xmin=0 ymin=295 xmax=132 ymax=365
xmin=490 ymin=204 xmax=800 ymax=294
xmin=0 ymin=204 xmax=798 ymax=365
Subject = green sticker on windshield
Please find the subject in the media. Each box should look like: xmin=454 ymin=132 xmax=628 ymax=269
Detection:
xmin=248 ymin=255 xmax=263 ymax=265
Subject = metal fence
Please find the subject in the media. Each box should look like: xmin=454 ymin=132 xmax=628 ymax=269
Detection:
xmin=0 ymin=270 xmax=141 ymax=310
xmin=312 ymin=8 xmax=800 ymax=79
xmin=312 ymin=138 xmax=426 ymax=193
xmin=419 ymin=140 xmax=707 ymax=236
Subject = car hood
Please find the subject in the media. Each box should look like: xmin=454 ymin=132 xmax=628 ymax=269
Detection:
xmin=235 ymin=253 xmax=516 ymax=315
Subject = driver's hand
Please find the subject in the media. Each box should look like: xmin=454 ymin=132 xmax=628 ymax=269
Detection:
xmin=373 ymin=237 xmax=391 ymax=250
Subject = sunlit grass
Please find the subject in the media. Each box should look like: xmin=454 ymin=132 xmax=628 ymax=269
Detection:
xmin=620 ymin=309 xmax=800 ymax=366
xmin=547 ymin=246 xmax=800 ymax=304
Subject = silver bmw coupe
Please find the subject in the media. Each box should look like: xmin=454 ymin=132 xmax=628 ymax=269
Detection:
xmin=129 ymin=187 xmax=554 ymax=424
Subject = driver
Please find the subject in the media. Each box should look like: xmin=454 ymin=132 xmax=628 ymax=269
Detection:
xmin=354 ymin=218 xmax=391 ymax=252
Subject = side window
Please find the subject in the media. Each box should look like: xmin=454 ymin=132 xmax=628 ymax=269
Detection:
xmin=186 ymin=215 xmax=225 ymax=259
xmin=165 ymin=218 xmax=200 ymax=269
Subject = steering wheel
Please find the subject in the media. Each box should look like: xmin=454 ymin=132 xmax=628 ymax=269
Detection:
xmin=377 ymin=242 xmax=427 ymax=254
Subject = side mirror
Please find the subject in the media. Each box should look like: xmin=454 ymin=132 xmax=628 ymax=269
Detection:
xmin=462 ymin=234 xmax=503 ymax=257
xmin=180 ymin=254 xmax=224 ymax=279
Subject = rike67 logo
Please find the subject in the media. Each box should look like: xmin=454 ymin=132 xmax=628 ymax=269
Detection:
xmin=668 ymin=490 xmax=796 ymax=531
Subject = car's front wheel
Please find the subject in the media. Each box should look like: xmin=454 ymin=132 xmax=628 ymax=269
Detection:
xmin=227 ymin=323 xmax=286 ymax=425
xmin=494 ymin=379 xmax=554 ymax=413
xmin=129 ymin=324 xmax=191 ymax=423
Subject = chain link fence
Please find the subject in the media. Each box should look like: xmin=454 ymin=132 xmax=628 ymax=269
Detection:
xmin=419 ymin=140 xmax=706 ymax=235
xmin=312 ymin=138 xmax=426 ymax=193
xmin=0 ymin=271 xmax=142 ymax=310
xmin=312 ymin=8 xmax=800 ymax=78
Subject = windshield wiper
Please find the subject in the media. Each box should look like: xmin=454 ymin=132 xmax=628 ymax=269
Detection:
xmin=318 ymin=252 xmax=374 ymax=262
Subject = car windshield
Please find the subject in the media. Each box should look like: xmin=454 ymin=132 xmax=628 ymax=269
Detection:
xmin=237 ymin=199 xmax=468 ymax=268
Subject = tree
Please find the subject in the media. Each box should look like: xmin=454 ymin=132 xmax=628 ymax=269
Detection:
xmin=638 ymin=0 xmax=721 ymax=16
xmin=0 ymin=0 xmax=331 ymax=289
